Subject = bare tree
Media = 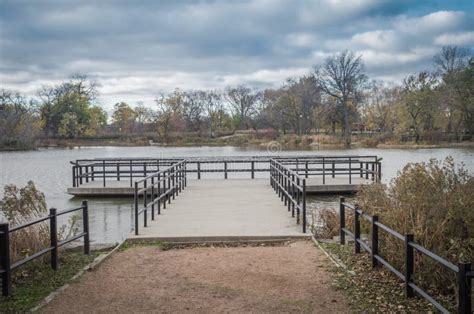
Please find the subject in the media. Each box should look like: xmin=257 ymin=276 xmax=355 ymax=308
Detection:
xmin=225 ymin=85 xmax=262 ymax=130
xmin=314 ymin=51 xmax=367 ymax=147
xmin=433 ymin=46 xmax=471 ymax=76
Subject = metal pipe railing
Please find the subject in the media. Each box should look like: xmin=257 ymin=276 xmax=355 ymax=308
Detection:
xmin=0 ymin=201 xmax=90 ymax=297
xmin=133 ymin=160 xmax=187 ymax=235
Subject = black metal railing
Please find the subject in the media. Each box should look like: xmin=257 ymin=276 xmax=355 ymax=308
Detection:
xmin=71 ymin=158 xmax=181 ymax=188
xmin=339 ymin=198 xmax=472 ymax=314
xmin=133 ymin=160 xmax=187 ymax=235
xmin=71 ymin=155 xmax=382 ymax=186
xmin=0 ymin=201 xmax=90 ymax=297
xmin=275 ymin=156 xmax=382 ymax=184
xmin=270 ymin=159 xmax=306 ymax=233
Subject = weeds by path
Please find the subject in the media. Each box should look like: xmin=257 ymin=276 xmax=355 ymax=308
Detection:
xmin=322 ymin=242 xmax=453 ymax=312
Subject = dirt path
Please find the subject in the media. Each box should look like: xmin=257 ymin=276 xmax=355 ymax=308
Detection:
xmin=41 ymin=241 xmax=348 ymax=313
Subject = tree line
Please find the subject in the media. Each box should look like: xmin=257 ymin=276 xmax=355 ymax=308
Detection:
xmin=1 ymin=45 xmax=472 ymax=149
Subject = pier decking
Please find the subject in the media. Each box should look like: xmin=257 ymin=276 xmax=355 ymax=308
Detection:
xmin=68 ymin=176 xmax=371 ymax=196
xmin=128 ymin=179 xmax=308 ymax=242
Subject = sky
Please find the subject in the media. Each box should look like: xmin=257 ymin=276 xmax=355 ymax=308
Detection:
xmin=0 ymin=0 xmax=473 ymax=110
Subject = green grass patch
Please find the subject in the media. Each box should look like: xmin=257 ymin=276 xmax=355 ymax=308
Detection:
xmin=0 ymin=250 xmax=101 ymax=312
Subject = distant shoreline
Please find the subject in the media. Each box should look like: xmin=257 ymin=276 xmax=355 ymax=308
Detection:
xmin=2 ymin=137 xmax=474 ymax=152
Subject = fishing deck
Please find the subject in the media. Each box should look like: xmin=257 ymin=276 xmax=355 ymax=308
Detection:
xmin=67 ymin=156 xmax=381 ymax=241
xmin=67 ymin=156 xmax=381 ymax=196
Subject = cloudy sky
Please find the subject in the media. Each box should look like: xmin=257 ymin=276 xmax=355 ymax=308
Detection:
xmin=1 ymin=0 xmax=473 ymax=110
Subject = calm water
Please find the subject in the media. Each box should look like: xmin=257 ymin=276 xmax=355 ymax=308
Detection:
xmin=1 ymin=146 xmax=473 ymax=244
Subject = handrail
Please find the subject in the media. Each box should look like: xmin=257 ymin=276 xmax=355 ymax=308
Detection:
xmin=339 ymin=198 xmax=472 ymax=313
xmin=269 ymin=159 xmax=306 ymax=233
xmin=70 ymin=155 xmax=382 ymax=187
xmin=133 ymin=160 xmax=187 ymax=235
xmin=0 ymin=200 xmax=90 ymax=297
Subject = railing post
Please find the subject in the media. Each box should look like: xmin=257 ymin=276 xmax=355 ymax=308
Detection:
xmin=91 ymin=165 xmax=94 ymax=181
xmin=354 ymin=205 xmax=360 ymax=253
xmin=251 ymin=160 xmax=255 ymax=179
xmin=339 ymin=197 xmax=345 ymax=245
xmin=296 ymin=177 xmax=300 ymax=224
xmin=172 ymin=167 xmax=176 ymax=200
xmin=151 ymin=176 xmax=155 ymax=220
xmin=0 ymin=223 xmax=11 ymax=297
xmin=371 ymin=163 xmax=375 ymax=181
xmin=157 ymin=172 xmax=161 ymax=215
xmin=143 ymin=180 xmax=148 ymax=227
xmin=405 ymin=234 xmax=415 ymax=298
xmin=365 ymin=163 xmax=369 ymax=179
xmin=197 ymin=161 xmax=201 ymax=179
xmin=224 ymin=161 xmax=228 ymax=179
xmin=72 ymin=165 xmax=77 ymax=187
xmin=102 ymin=160 xmax=106 ymax=187
xmin=134 ymin=182 xmax=139 ymax=235
xmin=82 ymin=200 xmax=90 ymax=255
xmin=305 ymin=161 xmax=308 ymax=178
xmin=349 ymin=157 xmax=352 ymax=184
xmin=85 ymin=166 xmax=89 ymax=183
xmin=359 ymin=162 xmax=363 ymax=178
xmin=332 ymin=160 xmax=335 ymax=178
xmin=79 ymin=165 xmax=83 ymax=185
xmin=117 ymin=164 xmax=120 ymax=181
xmin=50 ymin=208 xmax=58 ymax=270
xmin=144 ymin=163 xmax=147 ymax=177
xmin=377 ymin=162 xmax=382 ymax=183
xmin=184 ymin=161 xmax=187 ymax=187
xmin=302 ymin=179 xmax=306 ymax=233
xmin=129 ymin=160 xmax=133 ymax=187
xmin=168 ymin=171 xmax=171 ymax=204
xmin=291 ymin=173 xmax=295 ymax=217
xmin=371 ymin=215 xmax=379 ymax=268
xmin=322 ymin=157 xmax=326 ymax=185
xmin=163 ymin=173 xmax=167 ymax=209
xmin=458 ymin=262 xmax=472 ymax=314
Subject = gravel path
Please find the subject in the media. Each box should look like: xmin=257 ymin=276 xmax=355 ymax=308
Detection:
xmin=42 ymin=241 xmax=348 ymax=313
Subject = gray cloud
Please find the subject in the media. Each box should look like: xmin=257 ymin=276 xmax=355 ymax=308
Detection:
xmin=0 ymin=0 xmax=473 ymax=110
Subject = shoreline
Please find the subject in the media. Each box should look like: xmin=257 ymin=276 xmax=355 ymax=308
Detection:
xmin=2 ymin=140 xmax=473 ymax=152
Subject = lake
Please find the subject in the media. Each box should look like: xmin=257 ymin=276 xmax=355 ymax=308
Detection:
xmin=1 ymin=146 xmax=473 ymax=245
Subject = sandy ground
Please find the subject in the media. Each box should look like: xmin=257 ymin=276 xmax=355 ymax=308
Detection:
xmin=41 ymin=241 xmax=348 ymax=313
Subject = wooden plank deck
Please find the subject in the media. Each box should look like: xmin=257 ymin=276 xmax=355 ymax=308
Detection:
xmin=127 ymin=179 xmax=309 ymax=242
xmin=67 ymin=176 xmax=372 ymax=196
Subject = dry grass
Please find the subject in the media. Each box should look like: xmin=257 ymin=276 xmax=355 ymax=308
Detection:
xmin=1 ymin=181 xmax=78 ymax=264
xmin=315 ymin=157 xmax=473 ymax=302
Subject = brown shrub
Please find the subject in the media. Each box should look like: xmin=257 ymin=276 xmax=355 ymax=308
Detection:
xmin=1 ymin=182 xmax=78 ymax=264
xmin=315 ymin=157 xmax=473 ymax=299
xmin=356 ymin=157 xmax=473 ymax=295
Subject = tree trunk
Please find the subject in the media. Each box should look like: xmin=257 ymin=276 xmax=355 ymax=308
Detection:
xmin=343 ymin=102 xmax=351 ymax=148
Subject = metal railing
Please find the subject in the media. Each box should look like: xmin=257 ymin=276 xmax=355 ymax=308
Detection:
xmin=275 ymin=156 xmax=382 ymax=184
xmin=0 ymin=201 xmax=90 ymax=297
xmin=270 ymin=159 xmax=306 ymax=233
xmin=71 ymin=155 xmax=382 ymax=185
xmin=339 ymin=198 xmax=472 ymax=314
xmin=71 ymin=158 xmax=180 ymax=188
xmin=133 ymin=160 xmax=187 ymax=235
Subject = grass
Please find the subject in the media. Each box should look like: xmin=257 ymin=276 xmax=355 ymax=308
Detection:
xmin=320 ymin=242 xmax=455 ymax=313
xmin=0 ymin=249 xmax=101 ymax=312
